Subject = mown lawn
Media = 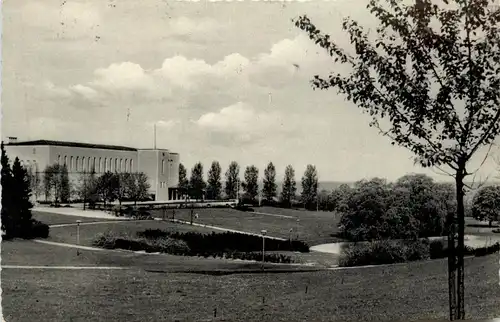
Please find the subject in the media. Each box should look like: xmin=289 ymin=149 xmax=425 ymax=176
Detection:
xmin=150 ymin=207 xmax=342 ymax=246
xmin=46 ymin=219 xmax=218 ymax=247
xmin=2 ymin=240 xmax=499 ymax=322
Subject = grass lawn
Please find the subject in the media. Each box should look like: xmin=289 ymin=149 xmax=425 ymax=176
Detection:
xmin=2 ymin=241 xmax=499 ymax=321
xmin=151 ymin=207 xmax=342 ymax=246
xmin=47 ymin=219 xmax=218 ymax=247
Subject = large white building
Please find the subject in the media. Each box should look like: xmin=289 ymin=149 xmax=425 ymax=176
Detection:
xmin=4 ymin=138 xmax=180 ymax=201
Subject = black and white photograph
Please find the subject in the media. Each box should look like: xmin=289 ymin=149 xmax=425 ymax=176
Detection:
xmin=1 ymin=0 xmax=500 ymax=321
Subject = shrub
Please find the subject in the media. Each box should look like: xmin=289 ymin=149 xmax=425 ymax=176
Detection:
xmin=92 ymin=231 xmax=190 ymax=255
xmin=492 ymin=228 xmax=500 ymax=233
xmin=25 ymin=220 xmax=50 ymax=239
xmin=339 ymin=239 xmax=430 ymax=267
xmin=136 ymin=229 xmax=310 ymax=253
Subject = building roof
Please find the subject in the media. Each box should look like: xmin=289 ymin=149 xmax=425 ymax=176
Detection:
xmin=5 ymin=139 xmax=137 ymax=151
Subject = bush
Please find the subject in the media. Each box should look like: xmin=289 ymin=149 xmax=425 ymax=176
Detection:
xmin=339 ymin=239 xmax=431 ymax=267
xmin=92 ymin=231 xmax=191 ymax=255
xmin=92 ymin=231 xmax=293 ymax=263
xmin=492 ymin=228 xmax=500 ymax=233
xmin=25 ymin=220 xmax=50 ymax=239
xmin=136 ymin=229 xmax=310 ymax=253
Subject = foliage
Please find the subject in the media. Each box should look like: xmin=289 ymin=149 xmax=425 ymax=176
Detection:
xmin=96 ymin=172 xmax=119 ymax=205
xmin=43 ymin=164 xmax=71 ymax=203
xmin=280 ymin=165 xmax=297 ymax=208
xmin=177 ymin=163 xmax=189 ymax=199
xmin=295 ymin=0 xmax=500 ymax=317
xmin=128 ymin=172 xmax=150 ymax=205
xmin=224 ymin=161 xmax=240 ymax=199
xmin=1 ymin=142 xmax=14 ymax=237
xmin=115 ymin=172 xmax=133 ymax=205
xmin=189 ymin=162 xmax=206 ymax=201
xmin=77 ymin=168 xmax=99 ymax=209
xmin=1 ymin=144 xmax=49 ymax=239
xmin=93 ymin=231 xmax=191 ymax=255
xmin=301 ymin=164 xmax=319 ymax=210
xmin=338 ymin=174 xmax=456 ymax=241
xmin=262 ymin=162 xmax=278 ymax=202
xmin=471 ymin=185 xmax=500 ymax=226
xmin=207 ymin=161 xmax=222 ymax=200
xmin=242 ymin=165 xmax=259 ymax=203
xmin=136 ymin=229 xmax=310 ymax=253
xmin=338 ymin=239 xmax=431 ymax=267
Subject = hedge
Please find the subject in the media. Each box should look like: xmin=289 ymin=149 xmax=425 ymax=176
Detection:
xmin=136 ymin=229 xmax=310 ymax=253
xmin=92 ymin=232 xmax=293 ymax=263
xmin=339 ymin=238 xmax=500 ymax=267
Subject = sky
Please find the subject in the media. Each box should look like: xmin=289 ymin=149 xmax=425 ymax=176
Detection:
xmin=2 ymin=0 xmax=499 ymax=183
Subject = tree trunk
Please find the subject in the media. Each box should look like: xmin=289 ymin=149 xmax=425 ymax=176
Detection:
xmin=447 ymin=210 xmax=457 ymax=321
xmin=489 ymin=220 xmax=492 ymax=227
xmin=456 ymin=170 xmax=466 ymax=320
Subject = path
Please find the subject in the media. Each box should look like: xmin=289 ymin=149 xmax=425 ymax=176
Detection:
xmin=34 ymin=206 xmax=127 ymax=220
xmin=250 ymin=211 xmax=295 ymax=219
xmin=50 ymin=220 xmax=139 ymax=228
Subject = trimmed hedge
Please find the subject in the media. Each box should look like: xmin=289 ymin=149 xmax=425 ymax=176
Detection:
xmin=92 ymin=232 xmax=293 ymax=263
xmin=429 ymin=239 xmax=500 ymax=258
xmin=93 ymin=232 xmax=191 ymax=255
xmin=340 ymin=238 xmax=500 ymax=267
xmin=339 ymin=239 xmax=431 ymax=267
xmin=136 ymin=229 xmax=310 ymax=253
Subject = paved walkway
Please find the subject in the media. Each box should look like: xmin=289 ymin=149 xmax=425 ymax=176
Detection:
xmin=251 ymin=211 xmax=295 ymax=219
xmin=50 ymin=220 xmax=138 ymax=228
xmin=33 ymin=206 xmax=126 ymax=220
xmin=167 ymin=218 xmax=287 ymax=241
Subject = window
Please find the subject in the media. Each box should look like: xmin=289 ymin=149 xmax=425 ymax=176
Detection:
xmin=124 ymin=159 xmax=128 ymax=172
xmin=58 ymin=155 xmax=61 ymax=164
xmin=130 ymin=159 xmax=133 ymax=172
xmin=93 ymin=157 xmax=96 ymax=171
xmin=70 ymin=156 xmax=74 ymax=170
xmin=87 ymin=158 xmax=91 ymax=172
xmin=162 ymin=160 xmax=165 ymax=174
xmin=120 ymin=159 xmax=123 ymax=172
xmin=105 ymin=158 xmax=108 ymax=172
xmin=114 ymin=159 xmax=118 ymax=172
xmin=81 ymin=157 xmax=86 ymax=171
xmin=64 ymin=156 xmax=67 ymax=166
xmin=76 ymin=157 xmax=79 ymax=171
xmin=99 ymin=158 xmax=102 ymax=173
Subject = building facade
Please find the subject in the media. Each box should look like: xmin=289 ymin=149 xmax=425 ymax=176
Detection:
xmin=4 ymin=139 xmax=180 ymax=201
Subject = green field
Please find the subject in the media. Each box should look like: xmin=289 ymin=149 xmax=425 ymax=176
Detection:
xmin=2 ymin=239 xmax=500 ymax=321
xmin=150 ymin=207 xmax=342 ymax=245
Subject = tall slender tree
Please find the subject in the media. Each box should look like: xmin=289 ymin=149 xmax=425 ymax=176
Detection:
xmin=263 ymin=162 xmax=278 ymax=203
xmin=242 ymin=165 xmax=259 ymax=203
xmin=1 ymin=142 xmax=14 ymax=237
xmin=301 ymin=164 xmax=319 ymax=210
xmin=59 ymin=164 xmax=70 ymax=203
xmin=207 ymin=161 xmax=222 ymax=200
xmin=11 ymin=158 xmax=34 ymax=235
xmin=295 ymin=1 xmax=500 ymax=318
xmin=189 ymin=162 xmax=206 ymax=201
xmin=178 ymin=163 xmax=189 ymax=199
xmin=281 ymin=165 xmax=297 ymax=208
xmin=225 ymin=161 xmax=240 ymax=199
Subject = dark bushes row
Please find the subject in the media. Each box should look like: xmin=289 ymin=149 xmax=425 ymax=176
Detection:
xmin=3 ymin=219 xmax=50 ymax=240
xmin=339 ymin=239 xmax=500 ymax=267
xmin=136 ymin=229 xmax=310 ymax=253
xmin=93 ymin=233 xmax=190 ymax=255
xmin=92 ymin=232 xmax=293 ymax=263
xmin=429 ymin=239 xmax=500 ymax=258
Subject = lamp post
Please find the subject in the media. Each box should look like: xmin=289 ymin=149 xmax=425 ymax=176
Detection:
xmin=296 ymin=219 xmax=300 ymax=240
xmin=76 ymin=220 xmax=82 ymax=256
xmin=261 ymin=230 xmax=267 ymax=269
xmin=76 ymin=220 xmax=81 ymax=245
